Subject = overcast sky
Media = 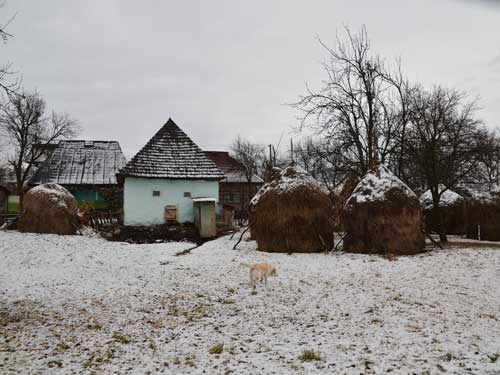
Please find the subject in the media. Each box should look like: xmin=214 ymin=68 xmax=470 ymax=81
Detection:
xmin=2 ymin=0 xmax=500 ymax=158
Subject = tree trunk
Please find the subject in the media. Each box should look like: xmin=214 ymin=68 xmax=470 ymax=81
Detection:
xmin=432 ymin=202 xmax=447 ymax=243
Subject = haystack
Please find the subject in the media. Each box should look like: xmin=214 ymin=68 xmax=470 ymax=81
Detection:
xmin=249 ymin=165 xmax=333 ymax=253
xmin=342 ymin=165 xmax=424 ymax=255
xmin=18 ymin=183 xmax=79 ymax=235
xmin=420 ymin=186 xmax=465 ymax=235
xmin=461 ymin=187 xmax=500 ymax=241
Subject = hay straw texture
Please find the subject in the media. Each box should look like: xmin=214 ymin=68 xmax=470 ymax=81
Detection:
xmin=464 ymin=190 xmax=500 ymax=241
xmin=249 ymin=165 xmax=334 ymax=253
xmin=333 ymin=174 xmax=359 ymax=231
xmin=420 ymin=187 xmax=466 ymax=235
xmin=18 ymin=184 xmax=79 ymax=235
xmin=342 ymin=165 xmax=424 ymax=255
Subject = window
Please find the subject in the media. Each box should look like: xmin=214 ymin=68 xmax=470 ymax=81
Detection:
xmin=184 ymin=192 xmax=191 ymax=198
xmin=152 ymin=190 xmax=160 ymax=197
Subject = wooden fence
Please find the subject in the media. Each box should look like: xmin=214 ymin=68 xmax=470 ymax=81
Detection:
xmin=86 ymin=210 xmax=123 ymax=230
xmin=0 ymin=213 xmax=19 ymax=227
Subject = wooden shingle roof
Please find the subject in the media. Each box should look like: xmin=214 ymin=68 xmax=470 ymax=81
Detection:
xmin=118 ymin=118 xmax=224 ymax=180
xmin=30 ymin=140 xmax=127 ymax=186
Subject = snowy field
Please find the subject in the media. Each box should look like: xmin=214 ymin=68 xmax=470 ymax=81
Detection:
xmin=1 ymin=231 xmax=500 ymax=374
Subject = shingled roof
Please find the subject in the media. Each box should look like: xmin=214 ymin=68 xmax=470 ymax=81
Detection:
xmin=118 ymin=118 xmax=224 ymax=180
xmin=30 ymin=140 xmax=127 ymax=186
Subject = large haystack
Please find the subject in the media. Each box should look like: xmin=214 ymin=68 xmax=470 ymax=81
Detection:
xmin=18 ymin=183 xmax=79 ymax=235
xmin=249 ymin=165 xmax=333 ymax=253
xmin=420 ymin=186 xmax=465 ymax=235
xmin=461 ymin=187 xmax=500 ymax=241
xmin=342 ymin=165 xmax=424 ymax=255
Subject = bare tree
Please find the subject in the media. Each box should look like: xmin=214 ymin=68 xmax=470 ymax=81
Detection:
xmin=294 ymin=26 xmax=409 ymax=175
xmin=0 ymin=4 xmax=19 ymax=95
xmin=230 ymin=135 xmax=265 ymax=184
xmin=473 ymin=130 xmax=500 ymax=187
xmin=0 ymin=91 xmax=79 ymax=208
xmin=293 ymin=137 xmax=353 ymax=197
xmin=404 ymin=86 xmax=485 ymax=242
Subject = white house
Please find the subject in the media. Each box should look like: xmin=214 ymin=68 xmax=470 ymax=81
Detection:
xmin=118 ymin=118 xmax=224 ymax=226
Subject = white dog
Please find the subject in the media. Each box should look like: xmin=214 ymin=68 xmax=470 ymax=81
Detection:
xmin=240 ymin=262 xmax=278 ymax=288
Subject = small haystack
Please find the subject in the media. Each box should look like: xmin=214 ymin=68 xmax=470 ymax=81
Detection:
xmin=18 ymin=183 xmax=79 ymax=235
xmin=420 ymin=186 xmax=465 ymax=235
xmin=342 ymin=165 xmax=424 ymax=255
xmin=249 ymin=165 xmax=333 ymax=253
xmin=461 ymin=187 xmax=500 ymax=241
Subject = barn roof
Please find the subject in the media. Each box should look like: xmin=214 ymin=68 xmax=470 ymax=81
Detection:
xmin=204 ymin=151 xmax=263 ymax=184
xmin=118 ymin=119 xmax=224 ymax=180
xmin=30 ymin=140 xmax=127 ymax=186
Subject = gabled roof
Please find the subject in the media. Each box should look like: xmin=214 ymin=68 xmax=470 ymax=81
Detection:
xmin=118 ymin=119 xmax=224 ymax=180
xmin=204 ymin=151 xmax=263 ymax=184
xmin=30 ymin=140 xmax=127 ymax=186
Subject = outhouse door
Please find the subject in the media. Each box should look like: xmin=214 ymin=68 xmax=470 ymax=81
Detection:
xmin=193 ymin=199 xmax=216 ymax=238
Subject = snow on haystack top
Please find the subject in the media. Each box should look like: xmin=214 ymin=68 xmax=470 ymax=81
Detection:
xmin=28 ymin=183 xmax=75 ymax=208
xmin=345 ymin=165 xmax=417 ymax=206
xmin=420 ymin=185 xmax=464 ymax=210
xmin=249 ymin=165 xmax=327 ymax=207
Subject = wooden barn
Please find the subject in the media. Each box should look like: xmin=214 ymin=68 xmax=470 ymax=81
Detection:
xmin=117 ymin=118 xmax=224 ymax=235
xmin=204 ymin=151 xmax=263 ymax=220
xmin=30 ymin=140 xmax=127 ymax=209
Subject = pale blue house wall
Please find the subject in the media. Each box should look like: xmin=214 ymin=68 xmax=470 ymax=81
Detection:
xmin=124 ymin=177 xmax=219 ymax=226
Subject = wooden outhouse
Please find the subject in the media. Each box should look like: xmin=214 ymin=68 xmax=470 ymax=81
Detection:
xmin=193 ymin=198 xmax=217 ymax=238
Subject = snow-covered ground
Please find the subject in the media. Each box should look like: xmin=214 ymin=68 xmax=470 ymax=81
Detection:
xmin=1 ymin=231 xmax=500 ymax=374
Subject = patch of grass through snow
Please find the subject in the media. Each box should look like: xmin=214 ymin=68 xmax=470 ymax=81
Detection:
xmin=298 ymin=349 xmax=322 ymax=362
xmin=55 ymin=341 xmax=70 ymax=352
xmin=487 ymin=352 xmax=500 ymax=363
xmin=444 ymin=352 xmax=455 ymax=361
xmin=185 ymin=353 xmax=196 ymax=367
xmin=209 ymin=342 xmax=224 ymax=355
xmin=82 ymin=347 xmax=116 ymax=369
xmin=112 ymin=332 xmax=131 ymax=344
xmin=47 ymin=360 xmax=63 ymax=368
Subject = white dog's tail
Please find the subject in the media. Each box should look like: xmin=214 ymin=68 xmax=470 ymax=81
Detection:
xmin=240 ymin=262 xmax=251 ymax=268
